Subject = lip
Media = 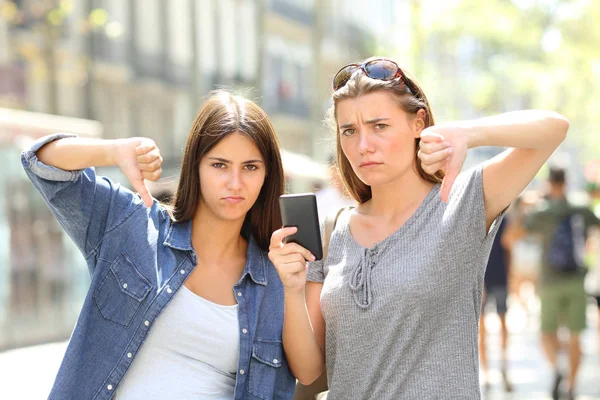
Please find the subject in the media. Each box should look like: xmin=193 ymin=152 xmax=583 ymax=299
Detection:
xmin=222 ymin=196 xmax=245 ymax=204
xmin=359 ymin=161 xmax=383 ymax=168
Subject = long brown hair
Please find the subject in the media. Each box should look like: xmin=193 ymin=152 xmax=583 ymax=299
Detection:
xmin=171 ymin=90 xmax=284 ymax=251
xmin=329 ymin=59 xmax=443 ymax=204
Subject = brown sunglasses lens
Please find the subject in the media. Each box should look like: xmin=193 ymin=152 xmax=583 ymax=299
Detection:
xmin=364 ymin=60 xmax=399 ymax=81
xmin=333 ymin=65 xmax=358 ymax=90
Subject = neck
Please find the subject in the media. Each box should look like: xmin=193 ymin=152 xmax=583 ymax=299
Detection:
xmin=549 ymin=189 xmax=565 ymax=199
xmin=191 ymin=204 xmax=247 ymax=264
xmin=364 ymin=167 xmax=434 ymax=219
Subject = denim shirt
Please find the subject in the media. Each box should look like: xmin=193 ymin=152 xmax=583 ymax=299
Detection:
xmin=21 ymin=134 xmax=296 ymax=400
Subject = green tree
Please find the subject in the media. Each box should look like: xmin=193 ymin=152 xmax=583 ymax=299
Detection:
xmin=412 ymin=0 xmax=600 ymax=161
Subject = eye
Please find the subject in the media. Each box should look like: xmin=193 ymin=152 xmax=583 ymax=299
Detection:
xmin=374 ymin=123 xmax=388 ymax=130
xmin=341 ymin=128 xmax=356 ymax=137
xmin=212 ymin=162 xmax=226 ymax=169
xmin=244 ymin=164 xmax=259 ymax=171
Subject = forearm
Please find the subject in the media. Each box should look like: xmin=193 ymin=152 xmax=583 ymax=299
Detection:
xmin=464 ymin=110 xmax=569 ymax=150
xmin=282 ymin=290 xmax=324 ymax=385
xmin=36 ymin=137 xmax=118 ymax=170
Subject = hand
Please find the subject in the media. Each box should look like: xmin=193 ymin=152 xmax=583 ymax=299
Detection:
xmin=269 ymin=227 xmax=316 ymax=294
xmin=113 ymin=138 xmax=163 ymax=207
xmin=418 ymin=125 xmax=470 ymax=202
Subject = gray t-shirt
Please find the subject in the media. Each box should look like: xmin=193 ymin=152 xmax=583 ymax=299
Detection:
xmin=307 ymin=166 xmax=505 ymax=400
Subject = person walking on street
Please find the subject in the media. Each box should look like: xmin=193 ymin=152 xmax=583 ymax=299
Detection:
xmin=516 ymin=167 xmax=600 ymax=400
xmin=21 ymin=91 xmax=313 ymax=399
xmin=479 ymin=218 xmax=513 ymax=392
xmin=586 ymin=183 xmax=600 ymax=360
xmin=268 ymin=57 xmax=570 ymax=399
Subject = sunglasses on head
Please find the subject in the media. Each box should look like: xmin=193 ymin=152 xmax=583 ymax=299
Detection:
xmin=332 ymin=58 xmax=416 ymax=94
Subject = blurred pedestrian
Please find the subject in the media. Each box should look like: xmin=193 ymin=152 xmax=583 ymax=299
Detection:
xmin=585 ymin=182 xmax=600 ymax=362
xmin=479 ymin=218 xmax=513 ymax=392
xmin=517 ymin=167 xmax=600 ymax=400
xmin=20 ymin=91 xmax=309 ymax=399
xmin=504 ymin=194 xmax=542 ymax=312
xmin=315 ymin=155 xmax=356 ymax=223
xmin=268 ymin=56 xmax=570 ymax=399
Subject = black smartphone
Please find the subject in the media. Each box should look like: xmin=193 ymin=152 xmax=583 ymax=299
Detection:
xmin=279 ymin=193 xmax=323 ymax=260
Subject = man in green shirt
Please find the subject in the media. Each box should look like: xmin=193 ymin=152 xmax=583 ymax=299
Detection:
xmin=523 ymin=168 xmax=600 ymax=400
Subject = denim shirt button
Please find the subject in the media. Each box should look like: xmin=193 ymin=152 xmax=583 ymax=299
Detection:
xmin=242 ymin=328 xmax=247 ymax=334
xmin=273 ymin=359 xmax=279 ymax=364
xmin=122 ymin=283 xmax=128 ymax=289
xmin=180 ymin=269 xmax=185 ymax=275
xmin=239 ymin=369 xmax=245 ymax=375
xmin=166 ymin=287 xmax=172 ymax=294
xmin=127 ymin=353 xmax=132 ymax=358
xmin=237 ymin=292 xmax=242 ymax=297
xmin=144 ymin=320 xmax=150 ymax=326
xmin=107 ymin=385 xmax=113 ymax=391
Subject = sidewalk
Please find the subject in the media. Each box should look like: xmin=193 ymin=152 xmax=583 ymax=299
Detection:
xmin=0 ymin=340 xmax=67 ymax=399
xmin=482 ymin=301 xmax=600 ymax=400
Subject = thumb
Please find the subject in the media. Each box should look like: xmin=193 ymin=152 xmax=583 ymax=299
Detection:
xmin=132 ymin=178 xmax=153 ymax=208
xmin=440 ymin=155 xmax=460 ymax=203
xmin=419 ymin=131 xmax=445 ymax=144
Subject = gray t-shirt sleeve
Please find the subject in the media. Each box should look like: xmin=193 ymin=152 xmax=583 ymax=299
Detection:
xmin=448 ymin=163 xmax=507 ymax=245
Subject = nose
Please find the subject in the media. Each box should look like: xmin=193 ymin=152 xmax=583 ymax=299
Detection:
xmin=357 ymin=129 xmax=372 ymax=155
xmin=226 ymin=170 xmax=242 ymax=191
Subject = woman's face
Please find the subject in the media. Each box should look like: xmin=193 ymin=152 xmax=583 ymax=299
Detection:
xmin=336 ymin=91 xmax=424 ymax=188
xmin=198 ymin=132 xmax=266 ymax=221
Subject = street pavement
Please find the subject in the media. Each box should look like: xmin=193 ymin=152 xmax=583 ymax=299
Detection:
xmin=481 ymin=299 xmax=600 ymax=400
xmin=1 ymin=301 xmax=598 ymax=399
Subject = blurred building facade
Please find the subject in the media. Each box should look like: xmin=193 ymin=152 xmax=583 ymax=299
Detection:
xmin=0 ymin=0 xmax=400 ymax=349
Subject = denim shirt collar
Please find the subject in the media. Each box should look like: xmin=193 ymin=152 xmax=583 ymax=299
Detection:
xmin=164 ymin=219 xmax=267 ymax=286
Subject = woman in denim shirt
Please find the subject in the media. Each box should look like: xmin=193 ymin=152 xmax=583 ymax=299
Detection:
xmin=21 ymin=91 xmax=320 ymax=399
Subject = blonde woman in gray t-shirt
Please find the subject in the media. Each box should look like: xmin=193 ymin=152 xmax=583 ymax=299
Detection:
xmin=268 ymin=57 xmax=569 ymax=399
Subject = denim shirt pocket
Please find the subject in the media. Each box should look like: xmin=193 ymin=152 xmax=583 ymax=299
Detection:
xmin=246 ymin=339 xmax=284 ymax=399
xmin=93 ymin=253 xmax=152 ymax=327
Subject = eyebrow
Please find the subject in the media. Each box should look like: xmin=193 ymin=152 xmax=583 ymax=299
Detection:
xmin=339 ymin=118 xmax=390 ymax=130
xmin=207 ymin=157 xmax=264 ymax=164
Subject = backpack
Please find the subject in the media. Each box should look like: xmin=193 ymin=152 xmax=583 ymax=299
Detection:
xmin=547 ymin=213 xmax=586 ymax=273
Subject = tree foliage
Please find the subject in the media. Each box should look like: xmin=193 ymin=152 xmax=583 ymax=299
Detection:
xmin=412 ymin=0 xmax=600 ymax=160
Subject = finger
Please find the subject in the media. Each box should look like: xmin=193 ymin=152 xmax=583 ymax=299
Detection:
xmin=419 ymin=140 xmax=449 ymax=155
xmin=275 ymin=254 xmax=307 ymax=271
xmin=270 ymin=227 xmax=298 ymax=249
xmin=269 ymin=240 xmax=315 ymax=262
xmin=421 ymin=161 xmax=445 ymax=175
xmin=281 ymin=261 xmax=307 ymax=275
xmin=141 ymin=168 xmax=162 ymax=182
xmin=132 ymin=178 xmax=153 ymax=207
xmin=419 ymin=131 xmax=445 ymax=144
xmin=139 ymin=158 xmax=162 ymax=172
xmin=419 ymin=147 xmax=453 ymax=165
xmin=135 ymin=142 xmax=156 ymax=156
xmin=137 ymin=151 xmax=161 ymax=164
xmin=279 ymin=242 xmax=315 ymax=261
xmin=440 ymin=154 xmax=460 ymax=203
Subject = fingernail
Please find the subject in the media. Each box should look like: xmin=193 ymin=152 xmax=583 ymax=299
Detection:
xmin=310 ymin=254 xmax=316 ymax=261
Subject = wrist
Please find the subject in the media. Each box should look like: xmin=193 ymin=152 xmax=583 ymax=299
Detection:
xmin=284 ymin=287 xmax=306 ymax=302
xmin=108 ymin=139 xmax=123 ymax=166
xmin=462 ymin=122 xmax=479 ymax=149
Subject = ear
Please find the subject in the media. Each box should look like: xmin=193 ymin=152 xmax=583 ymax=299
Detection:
xmin=412 ymin=109 xmax=427 ymax=138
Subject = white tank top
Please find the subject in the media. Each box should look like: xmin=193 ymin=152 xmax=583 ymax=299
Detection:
xmin=115 ymin=285 xmax=240 ymax=400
